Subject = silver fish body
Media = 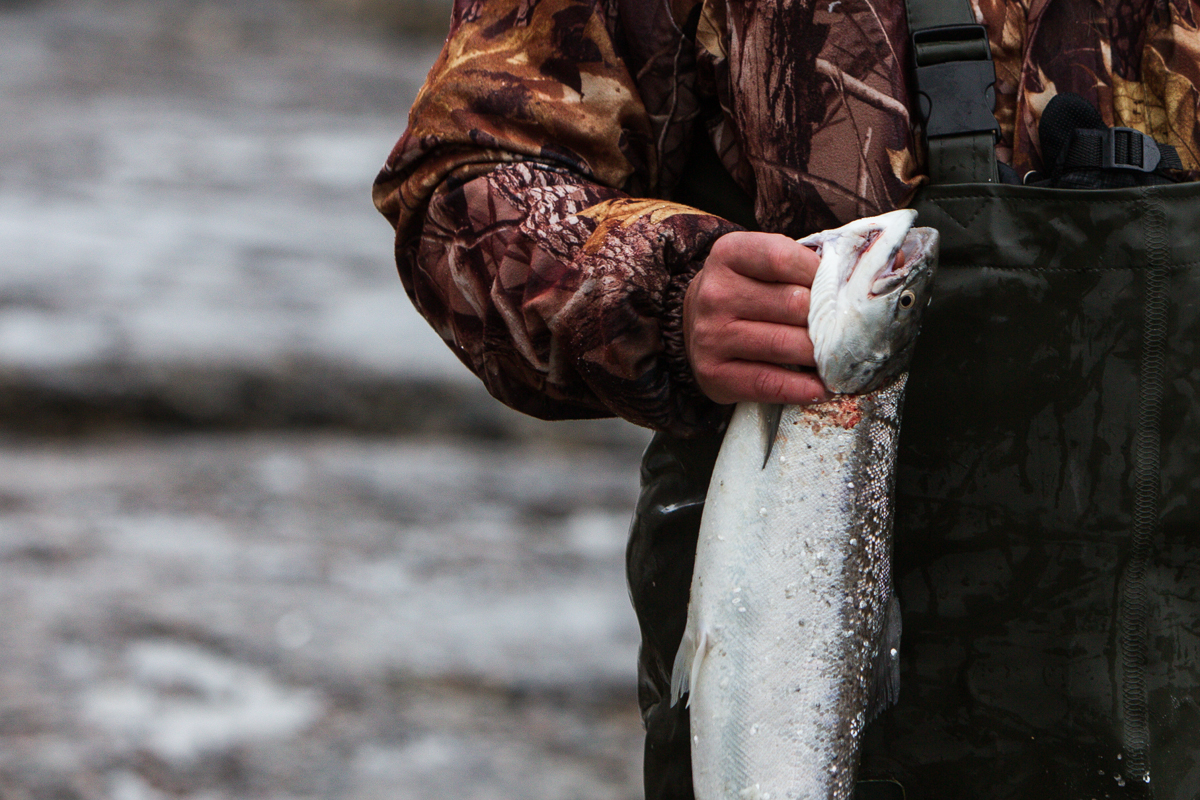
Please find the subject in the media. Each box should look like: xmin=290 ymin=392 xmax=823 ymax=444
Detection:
xmin=673 ymin=384 xmax=906 ymax=800
xmin=671 ymin=210 xmax=938 ymax=800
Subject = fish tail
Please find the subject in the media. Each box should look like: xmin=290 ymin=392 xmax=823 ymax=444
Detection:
xmin=867 ymin=593 xmax=903 ymax=721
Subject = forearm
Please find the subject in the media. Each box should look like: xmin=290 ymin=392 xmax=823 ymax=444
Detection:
xmin=400 ymin=160 xmax=740 ymax=436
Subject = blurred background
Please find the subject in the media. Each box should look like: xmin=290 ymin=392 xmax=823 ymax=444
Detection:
xmin=0 ymin=0 xmax=651 ymax=797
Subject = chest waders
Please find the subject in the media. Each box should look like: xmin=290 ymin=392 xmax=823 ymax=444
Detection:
xmin=630 ymin=0 xmax=1200 ymax=797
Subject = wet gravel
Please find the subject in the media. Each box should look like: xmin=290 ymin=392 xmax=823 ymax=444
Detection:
xmin=0 ymin=432 xmax=647 ymax=799
xmin=0 ymin=434 xmax=648 ymax=796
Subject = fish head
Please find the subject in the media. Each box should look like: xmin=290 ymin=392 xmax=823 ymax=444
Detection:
xmin=801 ymin=209 xmax=939 ymax=395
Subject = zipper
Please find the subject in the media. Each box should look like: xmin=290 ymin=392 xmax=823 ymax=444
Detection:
xmin=1117 ymin=195 xmax=1170 ymax=796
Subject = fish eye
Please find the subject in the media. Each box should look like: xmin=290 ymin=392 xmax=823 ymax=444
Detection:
xmin=898 ymin=290 xmax=916 ymax=309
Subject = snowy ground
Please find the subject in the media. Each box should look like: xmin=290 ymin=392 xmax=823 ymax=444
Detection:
xmin=1 ymin=1 xmax=652 ymax=797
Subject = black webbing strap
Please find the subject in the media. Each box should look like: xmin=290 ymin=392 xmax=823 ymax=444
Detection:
xmin=905 ymin=0 xmax=1000 ymax=184
xmin=1062 ymin=127 xmax=1184 ymax=174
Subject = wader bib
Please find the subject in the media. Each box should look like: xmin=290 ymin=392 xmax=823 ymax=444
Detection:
xmin=630 ymin=2 xmax=1200 ymax=797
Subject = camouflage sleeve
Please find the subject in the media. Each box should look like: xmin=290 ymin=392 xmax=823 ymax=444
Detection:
xmin=373 ymin=0 xmax=739 ymax=436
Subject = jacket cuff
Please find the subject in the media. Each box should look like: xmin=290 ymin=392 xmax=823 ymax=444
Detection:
xmin=657 ymin=227 xmax=740 ymax=437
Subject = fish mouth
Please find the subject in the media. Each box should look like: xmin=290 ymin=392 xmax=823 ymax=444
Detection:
xmin=869 ymin=226 xmax=936 ymax=298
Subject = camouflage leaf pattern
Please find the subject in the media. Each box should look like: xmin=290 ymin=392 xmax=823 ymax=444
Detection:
xmin=374 ymin=0 xmax=1200 ymax=434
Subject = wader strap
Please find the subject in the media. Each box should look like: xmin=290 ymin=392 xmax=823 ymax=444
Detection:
xmin=904 ymin=0 xmax=999 ymax=184
xmin=1061 ymin=126 xmax=1184 ymax=174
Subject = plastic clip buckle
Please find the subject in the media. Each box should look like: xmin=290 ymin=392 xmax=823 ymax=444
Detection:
xmin=1104 ymin=127 xmax=1161 ymax=172
xmin=912 ymin=25 xmax=1000 ymax=140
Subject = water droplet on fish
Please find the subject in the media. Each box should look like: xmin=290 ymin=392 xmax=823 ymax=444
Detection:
xmin=890 ymin=648 xmax=898 ymax=658
xmin=738 ymin=607 xmax=747 ymax=613
xmin=759 ymin=507 xmax=768 ymax=516
xmin=750 ymin=724 xmax=759 ymax=735
xmin=829 ymin=766 xmax=838 ymax=774
xmin=1143 ymin=774 xmax=1152 ymax=784
xmin=849 ymin=538 xmax=858 ymax=546
xmin=779 ymin=455 xmax=787 ymax=463
xmin=719 ymin=677 xmax=729 ymax=688
xmin=1117 ymin=754 xmax=1122 ymax=760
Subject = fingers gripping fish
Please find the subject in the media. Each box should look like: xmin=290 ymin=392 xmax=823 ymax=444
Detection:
xmin=670 ymin=209 xmax=939 ymax=800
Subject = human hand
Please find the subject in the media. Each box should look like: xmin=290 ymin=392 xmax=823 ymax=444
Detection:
xmin=682 ymin=231 xmax=829 ymax=406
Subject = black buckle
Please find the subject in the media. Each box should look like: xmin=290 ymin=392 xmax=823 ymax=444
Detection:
xmin=1104 ymin=127 xmax=1161 ymax=172
xmin=912 ymin=25 xmax=1000 ymax=139
xmin=912 ymin=24 xmax=991 ymax=66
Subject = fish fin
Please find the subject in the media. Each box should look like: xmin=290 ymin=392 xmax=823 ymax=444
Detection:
xmin=761 ymin=403 xmax=783 ymax=469
xmin=668 ymin=629 xmax=694 ymax=707
xmin=669 ymin=626 xmax=708 ymax=708
xmin=866 ymin=594 xmax=902 ymax=721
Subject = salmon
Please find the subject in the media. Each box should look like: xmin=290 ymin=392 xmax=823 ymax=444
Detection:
xmin=671 ymin=210 xmax=939 ymax=800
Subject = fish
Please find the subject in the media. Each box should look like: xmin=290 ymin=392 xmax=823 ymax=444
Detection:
xmin=669 ymin=209 xmax=939 ymax=800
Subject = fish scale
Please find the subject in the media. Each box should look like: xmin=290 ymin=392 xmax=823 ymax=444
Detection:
xmin=671 ymin=210 xmax=938 ymax=800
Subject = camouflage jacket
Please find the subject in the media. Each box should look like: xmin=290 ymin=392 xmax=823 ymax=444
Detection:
xmin=373 ymin=0 xmax=1200 ymax=437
